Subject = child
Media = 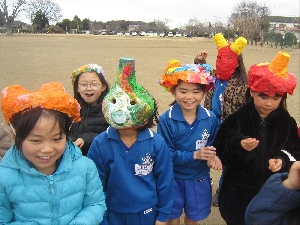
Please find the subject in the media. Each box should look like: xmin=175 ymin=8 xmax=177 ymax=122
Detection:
xmin=245 ymin=161 xmax=300 ymax=225
xmin=0 ymin=122 xmax=13 ymax=162
xmin=0 ymin=82 xmax=106 ymax=224
xmin=88 ymin=57 xmax=174 ymax=225
xmin=195 ymin=33 xmax=248 ymax=206
xmin=214 ymin=51 xmax=299 ymax=225
xmin=157 ymin=60 xmax=222 ymax=225
xmin=69 ymin=63 xmax=110 ymax=156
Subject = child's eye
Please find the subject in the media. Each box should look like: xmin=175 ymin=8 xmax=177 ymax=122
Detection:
xmin=54 ymin=137 xmax=63 ymax=141
xmin=30 ymin=139 xmax=40 ymax=143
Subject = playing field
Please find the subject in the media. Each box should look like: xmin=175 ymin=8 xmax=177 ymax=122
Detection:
xmin=0 ymin=34 xmax=299 ymax=224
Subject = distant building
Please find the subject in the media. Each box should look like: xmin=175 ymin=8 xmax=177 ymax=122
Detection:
xmin=267 ymin=16 xmax=300 ymax=39
xmin=12 ymin=20 xmax=33 ymax=32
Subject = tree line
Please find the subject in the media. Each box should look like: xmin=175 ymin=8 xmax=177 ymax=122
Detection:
xmin=1 ymin=0 xmax=299 ymax=47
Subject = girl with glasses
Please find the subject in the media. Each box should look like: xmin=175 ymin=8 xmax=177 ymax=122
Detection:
xmin=70 ymin=63 xmax=110 ymax=156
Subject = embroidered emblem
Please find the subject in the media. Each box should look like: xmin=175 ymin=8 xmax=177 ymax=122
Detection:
xmin=135 ymin=153 xmax=154 ymax=176
xmin=196 ymin=129 xmax=210 ymax=150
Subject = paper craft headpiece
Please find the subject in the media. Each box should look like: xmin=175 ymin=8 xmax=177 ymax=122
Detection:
xmin=213 ymin=33 xmax=247 ymax=80
xmin=102 ymin=57 xmax=155 ymax=129
xmin=1 ymin=82 xmax=81 ymax=124
xmin=70 ymin=63 xmax=105 ymax=84
xmin=159 ymin=59 xmax=215 ymax=92
xmin=248 ymin=51 xmax=297 ymax=96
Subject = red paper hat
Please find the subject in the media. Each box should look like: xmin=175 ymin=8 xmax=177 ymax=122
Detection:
xmin=1 ymin=82 xmax=81 ymax=124
xmin=248 ymin=51 xmax=297 ymax=96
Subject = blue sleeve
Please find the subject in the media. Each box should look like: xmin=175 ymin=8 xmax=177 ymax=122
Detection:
xmin=87 ymin=134 xmax=108 ymax=192
xmin=157 ymin=115 xmax=194 ymax=165
xmin=0 ymin=184 xmax=14 ymax=224
xmin=153 ymin=134 xmax=174 ymax=222
xmin=207 ymin=115 xmax=220 ymax=146
xmin=245 ymin=172 xmax=300 ymax=225
xmin=69 ymin=158 xmax=107 ymax=224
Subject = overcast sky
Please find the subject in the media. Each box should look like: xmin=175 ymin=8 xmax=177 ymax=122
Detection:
xmin=31 ymin=0 xmax=300 ymax=28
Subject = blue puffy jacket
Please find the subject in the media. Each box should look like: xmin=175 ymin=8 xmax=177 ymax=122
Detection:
xmin=0 ymin=140 xmax=106 ymax=225
xmin=245 ymin=172 xmax=300 ymax=225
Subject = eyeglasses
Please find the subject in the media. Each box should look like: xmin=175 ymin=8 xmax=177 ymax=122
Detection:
xmin=78 ymin=83 xmax=101 ymax=90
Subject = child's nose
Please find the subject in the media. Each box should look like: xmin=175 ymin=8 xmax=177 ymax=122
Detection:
xmin=40 ymin=145 xmax=54 ymax=153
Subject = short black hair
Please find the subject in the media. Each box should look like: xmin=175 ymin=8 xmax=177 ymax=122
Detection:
xmin=245 ymin=88 xmax=287 ymax=109
xmin=11 ymin=108 xmax=72 ymax=150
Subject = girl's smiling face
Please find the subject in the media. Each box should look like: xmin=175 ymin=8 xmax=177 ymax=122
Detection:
xmin=172 ymin=81 xmax=205 ymax=113
xmin=77 ymin=72 xmax=106 ymax=105
xmin=250 ymin=90 xmax=282 ymax=117
xmin=21 ymin=115 xmax=66 ymax=175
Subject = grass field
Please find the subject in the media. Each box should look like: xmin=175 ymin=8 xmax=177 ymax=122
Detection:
xmin=0 ymin=34 xmax=299 ymax=224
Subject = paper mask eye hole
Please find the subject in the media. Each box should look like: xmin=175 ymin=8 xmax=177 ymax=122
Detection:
xmin=130 ymin=100 xmax=136 ymax=105
xmin=112 ymin=98 xmax=116 ymax=104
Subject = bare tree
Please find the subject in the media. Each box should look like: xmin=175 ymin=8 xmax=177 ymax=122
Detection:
xmin=229 ymin=1 xmax=270 ymax=45
xmin=0 ymin=0 xmax=27 ymax=35
xmin=25 ymin=0 xmax=62 ymax=25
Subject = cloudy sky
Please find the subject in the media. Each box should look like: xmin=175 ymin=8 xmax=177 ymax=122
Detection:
xmin=45 ymin=0 xmax=300 ymax=27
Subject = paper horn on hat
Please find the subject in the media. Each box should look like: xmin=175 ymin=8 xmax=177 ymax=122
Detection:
xmin=248 ymin=51 xmax=297 ymax=96
xmin=213 ymin=33 xmax=247 ymax=55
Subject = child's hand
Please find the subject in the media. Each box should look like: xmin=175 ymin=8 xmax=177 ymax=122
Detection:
xmin=268 ymin=158 xmax=282 ymax=172
xmin=194 ymin=146 xmax=216 ymax=161
xmin=207 ymin=155 xmax=222 ymax=170
xmin=74 ymin=138 xmax=84 ymax=149
xmin=241 ymin=138 xmax=259 ymax=151
xmin=282 ymin=161 xmax=300 ymax=190
xmin=196 ymin=51 xmax=208 ymax=60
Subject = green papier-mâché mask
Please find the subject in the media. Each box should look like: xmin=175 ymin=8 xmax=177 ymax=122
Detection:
xmin=103 ymin=57 xmax=155 ymax=129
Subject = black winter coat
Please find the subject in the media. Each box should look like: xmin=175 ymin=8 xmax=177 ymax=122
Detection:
xmin=70 ymin=101 xmax=109 ymax=156
xmin=214 ymin=102 xmax=300 ymax=225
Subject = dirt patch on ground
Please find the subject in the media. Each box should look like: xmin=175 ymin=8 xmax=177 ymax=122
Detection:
xmin=0 ymin=34 xmax=299 ymax=224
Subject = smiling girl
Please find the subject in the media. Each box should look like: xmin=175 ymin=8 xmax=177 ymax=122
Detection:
xmin=0 ymin=82 xmax=106 ymax=224
xmin=70 ymin=64 xmax=110 ymax=155
xmin=157 ymin=60 xmax=222 ymax=225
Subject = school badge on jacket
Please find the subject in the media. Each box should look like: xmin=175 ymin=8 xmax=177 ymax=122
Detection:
xmin=135 ymin=153 xmax=154 ymax=176
xmin=196 ymin=129 xmax=210 ymax=150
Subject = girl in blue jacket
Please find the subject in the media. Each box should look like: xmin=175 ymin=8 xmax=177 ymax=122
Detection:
xmin=157 ymin=60 xmax=222 ymax=225
xmin=0 ymin=82 xmax=106 ymax=225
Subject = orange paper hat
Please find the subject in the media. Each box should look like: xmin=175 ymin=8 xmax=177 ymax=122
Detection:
xmin=1 ymin=82 xmax=81 ymax=124
xmin=248 ymin=51 xmax=297 ymax=96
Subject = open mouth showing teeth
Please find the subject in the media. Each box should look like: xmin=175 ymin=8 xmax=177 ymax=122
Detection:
xmin=86 ymin=93 xmax=94 ymax=97
xmin=38 ymin=156 xmax=53 ymax=160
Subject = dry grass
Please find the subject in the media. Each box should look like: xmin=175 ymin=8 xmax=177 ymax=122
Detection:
xmin=0 ymin=34 xmax=299 ymax=224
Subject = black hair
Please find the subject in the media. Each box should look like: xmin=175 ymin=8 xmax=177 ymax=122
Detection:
xmin=245 ymin=88 xmax=287 ymax=109
xmin=233 ymin=54 xmax=248 ymax=85
xmin=73 ymin=71 xmax=110 ymax=105
xmin=169 ymin=80 xmax=206 ymax=106
xmin=11 ymin=108 xmax=72 ymax=150
xmin=136 ymin=98 xmax=159 ymax=132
